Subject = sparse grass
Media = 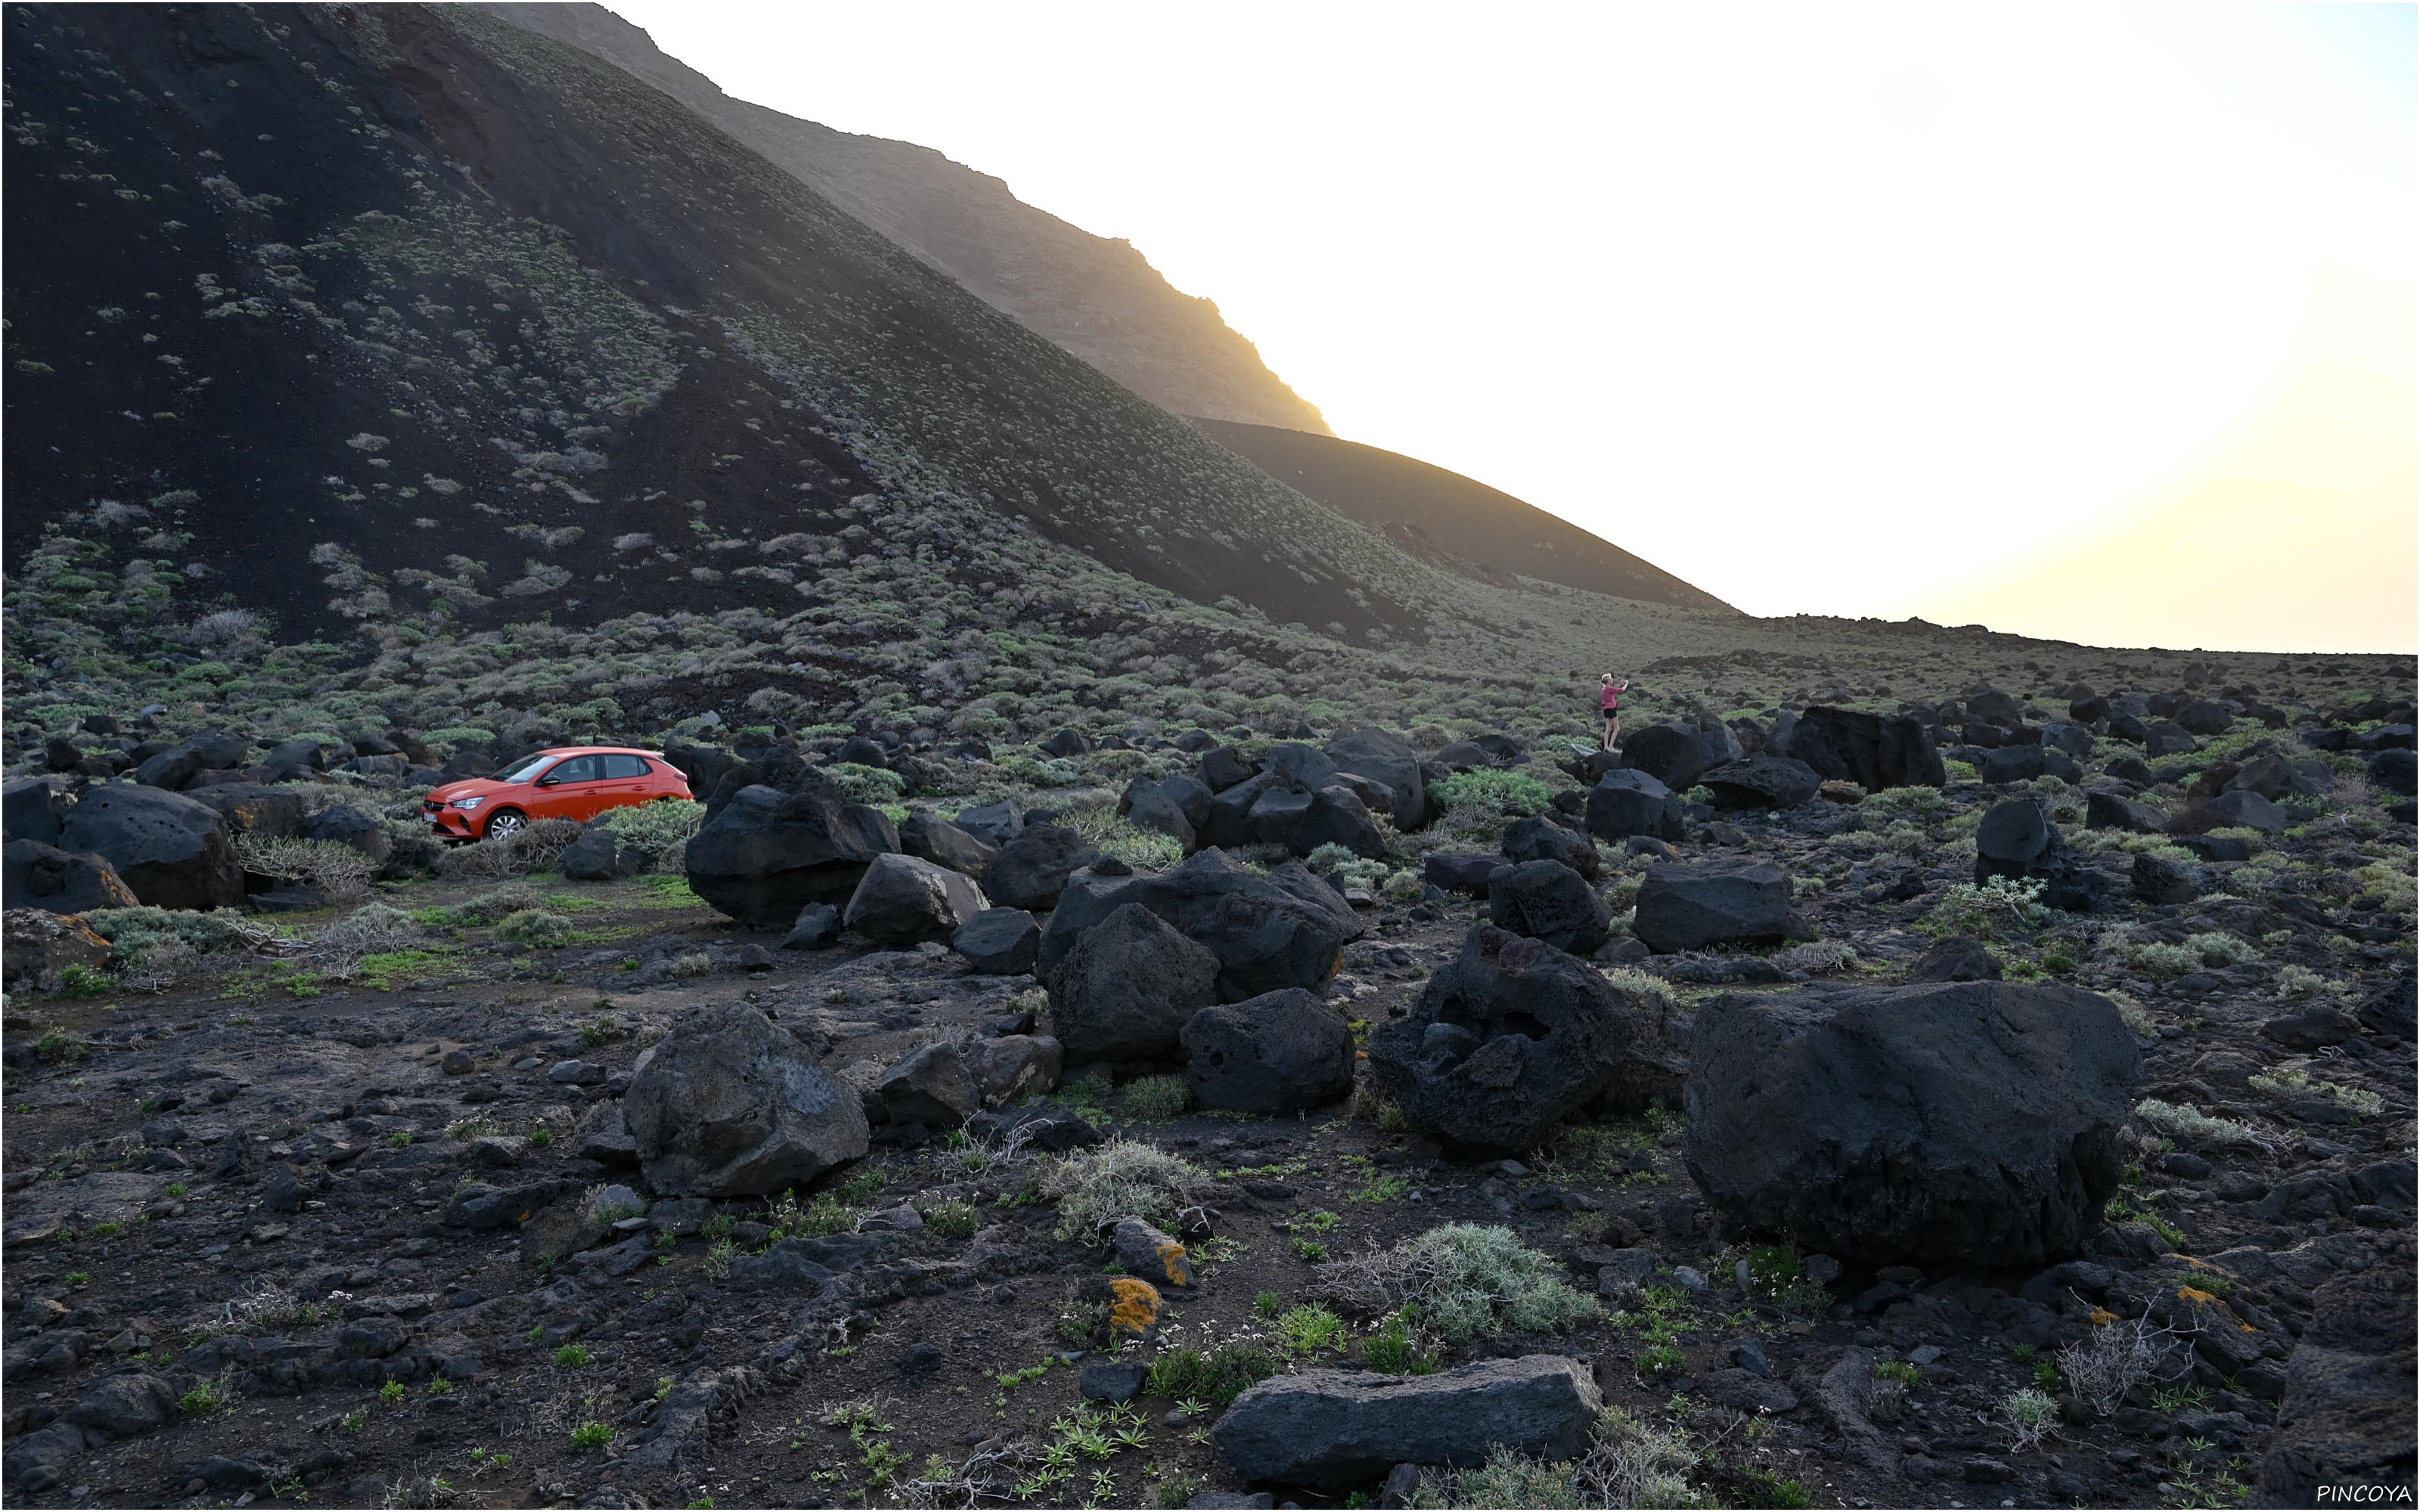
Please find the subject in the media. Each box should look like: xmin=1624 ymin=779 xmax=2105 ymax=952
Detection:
xmin=1405 ymin=1407 xmax=1699 ymax=1509
xmin=2247 ymin=1066 xmax=2384 ymax=1118
xmin=495 ymin=909 xmax=575 ymax=945
xmin=1143 ymin=1337 xmax=1282 ymax=1405
xmin=1277 ymin=1304 xmax=1348 ymax=1356
xmin=1123 ymin=1075 xmax=1190 ymax=1122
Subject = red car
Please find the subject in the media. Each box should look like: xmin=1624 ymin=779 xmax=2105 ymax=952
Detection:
xmin=423 ymin=745 xmax=692 ymax=841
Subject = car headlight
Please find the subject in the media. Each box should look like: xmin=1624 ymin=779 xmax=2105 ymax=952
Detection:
xmin=451 ymin=796 xmax=486 ymax=810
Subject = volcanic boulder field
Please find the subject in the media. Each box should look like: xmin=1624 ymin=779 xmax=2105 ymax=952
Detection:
xmin=3 ymin=678 xmax=2415 ymax=1509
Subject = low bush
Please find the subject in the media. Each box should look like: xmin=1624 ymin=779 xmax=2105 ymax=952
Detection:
xmin=233 ymin=832 xmax=377 ymax=902
xmin=1041 ymin=1139 xmax=1212 ymax=1242
xmin=1322 ymin=1223 xmax=1600 ymax=1342
xmin=598 ymin=798 xmax=706 ymax=868
xmin=1432 ymin=769 xmax=1557 ymax=818
xmin=1928 ymin=876 xmax=2048 ymax=940
xmin=495 ymin=909 xmax=574 ymax=946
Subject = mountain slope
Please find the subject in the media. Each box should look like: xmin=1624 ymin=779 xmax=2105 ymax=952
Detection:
xmin=1193 ymin=419 xmax=1737 ymax=614
xmin=477 ymin=2 xmax=1329 ymax=435
xmin=0 ymin=2 xmax=1424 ymax=649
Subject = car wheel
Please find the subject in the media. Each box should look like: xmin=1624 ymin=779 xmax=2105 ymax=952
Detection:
xmin=483 ymin=807 xmax=528 ymax=841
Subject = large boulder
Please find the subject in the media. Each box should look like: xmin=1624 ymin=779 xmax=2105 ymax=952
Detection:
xmin=3 ymin=779 xmax=64 ymax=844
xmin=1181 ymin=989 xmax=1356 ymax=1115
xmin=184 ymin=782 xmax=307 ymax=838
xmin=1975 ymin=797 xmax=2096 ymax=910
xmin=876 ymin=1041 xmax=979 ymax=1129
xmin=898 ymin=812 xmax=997 ymax=879
xmin=984 ymin=825 xmax=1098 ymax=912
xmin=1036 ymin=848 xmax=1362 ymax=1001
xmin=1487 ymin=859 xmax=1612 ymax=955
xmin=1199 ymin=769 xmax=1386 ymax=858
xmin=2 ymin=909 xmax=112 ymax=990
xmin=1683 ymin=981 xmax=2140 ymax=1266
xmin=1631 ymin=860 xmax=1791 ymax=953
xmin=952 ymin=906 xmax=1041 ymax=975
xmin=1045 ymin=902 xmax=1222 ymax=1064
xmin=300 ymin=804 xmax=392 ymax=863
xmin=1422 ymin=852 xmax=1500 ymax=898
xmin=2165 ymin=789 xmax=2290 ymax=838
xmin=1584 ymin=768 xmax=1683 ymax=842
xmin=684 ymin=779 xmax=896 ymax=927
xmin=2132 ymin=853 xmax=2213 ymax=906
xmin=623 ymin=1005 xmax=869 ymax=1197
xmin=1368 ymin=925 xmax=1679 ymax=1153
xmin=2 ymin=841 xmax=139 ymax=916
xmin=1779 ymin=706 xmax=1947 ymax=792
xmin=2084 ymin=789 xmax=2165 ymax=834
xmin=1324 ymin=726 xmax=1426 ymax=829
xmin=1213 ymin=1356 xmax=1601 ymax=1489
xmin=2257 ymin=1267 xmax=2418 ymax=1505
xmin=843 ymin=854 xmax=988 ymax=945
xmin=1697 ymin=754 xmax=1823 ymax=810
xmin=1196 ymin=746 xmax=1258 ymax=793
xmin=1500 ymin=814 xmax=1597 ymax=878
xmin=951 ymin=799 xmax=1025 ymax=848
xmin=1618 ymin=723 xmax=1711 ymax=792
xmin=558 ymin=829 xmax=621 ymax=881
xmin=1117 ymin=774 xmax=1210 ymax=852
xmin=961 ymin=1034 xmax=1064 ymax=1107
xmin=2367 ymin=747 xmax=2418 ymax=798
xmin=56 ymin=784 xmax=242 ymax=910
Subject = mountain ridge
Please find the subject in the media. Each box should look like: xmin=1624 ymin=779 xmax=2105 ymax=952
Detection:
xmin=477 ymin=2 xmax=1332 ymax=435
xmin=1193 ymin=419 xmax=1738 ymax=615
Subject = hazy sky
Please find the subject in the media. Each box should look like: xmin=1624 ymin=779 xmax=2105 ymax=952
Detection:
xmin=609 ymin=1 xmax=2415 ymax=652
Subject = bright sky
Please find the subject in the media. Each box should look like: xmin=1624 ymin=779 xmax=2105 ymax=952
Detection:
xmin=609 ymin=1 xmax=2416 ymax=653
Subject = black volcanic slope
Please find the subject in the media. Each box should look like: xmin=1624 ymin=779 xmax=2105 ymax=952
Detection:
xmin=1193 ymin=419 xmax=1737 ymax=615
xmin=0 ymin=4 xmax=1426 ymax=643
xmin=476 ymin=3 xmax=1331 ymax=435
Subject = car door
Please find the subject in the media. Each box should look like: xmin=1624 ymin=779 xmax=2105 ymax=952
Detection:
xmin=597 ymin=753 xmax=655 ymax=816
xmin=532 ymin=754 xmax=604 ymax=820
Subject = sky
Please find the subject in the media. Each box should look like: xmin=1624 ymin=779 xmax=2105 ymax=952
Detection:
xmin=608 ymin=1 xmax=2416 ymax=653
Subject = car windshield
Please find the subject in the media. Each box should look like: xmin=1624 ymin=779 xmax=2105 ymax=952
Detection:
xmin=495 ymin=753 xmax=557 ymax=783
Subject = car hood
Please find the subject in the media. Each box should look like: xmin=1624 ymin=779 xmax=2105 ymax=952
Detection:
xmin=427 ymin=777 xmax=520 ymax=804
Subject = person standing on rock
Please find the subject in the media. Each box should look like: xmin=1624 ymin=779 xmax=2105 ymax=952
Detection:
xmin=1598 ymin=672 xmax=1629 ymax=751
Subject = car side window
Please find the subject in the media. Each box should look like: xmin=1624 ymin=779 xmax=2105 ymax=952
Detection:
xmin=544 ymin=754 xmax=600 ymax=784
xmin=603 ymin=754 xmax=651 ymax=779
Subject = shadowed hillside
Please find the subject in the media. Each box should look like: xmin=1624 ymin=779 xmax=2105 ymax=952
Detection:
xmin=1193 ymin=418 xmax=1737 ymax=614
xmin=2 ymin=3 xmax=1413 ymax=646
xmin=479 ymin=2 xmax=1331 ymax=435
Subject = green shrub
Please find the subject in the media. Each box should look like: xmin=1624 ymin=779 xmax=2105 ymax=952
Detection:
xmin=495 ymin=909 xmax=574 ymax=945
xmin=2135 ymin=1098 xmax=2263 ymax=1147
xmin=2129 ymin=942 xmax=2198 ymax=981
xmin=599 ymin=798 xmax=706 ymax=868
xmin=1277 ymin=1304 xmax=1348 ymax=1356
xmin=1124 ymin=1075 xmax=1190 ymax=1122
xmin=1041 ymin=1139 xmax=1212 ymax=1242
xmin=1362 ymin=1311 xmax=1440 ymax=1375
xmin=1143 ymin=1337 xmax=1282 ymax=1405
xmin=2182 ymin=931 xmax=2257 ymax=968
xmin=1432 ymin=770 xmax=1557 ymax=818
xmin=824 ymin=762 xmax=906 ymax=807
xmin=1323 ymin=1223 xmax=1600 ymax=1342
xmin=1928 ymin=876 xmax=2049 ymax=939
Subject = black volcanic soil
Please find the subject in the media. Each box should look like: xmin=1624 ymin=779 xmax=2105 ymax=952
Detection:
xmin=4 ymin=766 xmax=2411 ymax=1507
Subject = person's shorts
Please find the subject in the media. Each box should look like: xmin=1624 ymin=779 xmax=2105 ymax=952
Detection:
xmin=1596 ymin=705 xmax=1618 ymax=720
